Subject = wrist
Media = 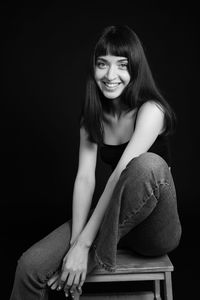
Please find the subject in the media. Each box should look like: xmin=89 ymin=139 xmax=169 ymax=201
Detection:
xmin=77 ymin=234 xmax=92 ymax=249
xmin=70 ymin=232 xmax=81 ymax=246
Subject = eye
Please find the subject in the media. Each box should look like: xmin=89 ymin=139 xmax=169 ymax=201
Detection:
xmin=119 ymin=62 xmax=128 ymax=70
xmin=96 ymin=61 xmax=107 ymax=69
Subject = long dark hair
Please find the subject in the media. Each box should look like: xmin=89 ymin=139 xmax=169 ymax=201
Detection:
xmin=80 ymin=25 xmax=176 ymax=144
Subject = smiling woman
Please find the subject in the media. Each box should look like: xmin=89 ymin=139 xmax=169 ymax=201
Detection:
xmin=95 ymin=55 xmax=130 ymax=99
xmin=9 ymin=25 xmax=182 ymax=300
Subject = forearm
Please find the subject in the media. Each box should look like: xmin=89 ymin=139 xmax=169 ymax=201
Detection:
xmin=78 ymin=171 xmax=119 ymax=248
xmin=70 ymin=176 xmax=95 ymax=245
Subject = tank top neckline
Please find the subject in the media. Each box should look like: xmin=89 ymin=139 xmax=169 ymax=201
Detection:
xmin=102 ymin=133 xmax=164 ymax=147
xmin=102 ymin=141 xmax=129 ymax=147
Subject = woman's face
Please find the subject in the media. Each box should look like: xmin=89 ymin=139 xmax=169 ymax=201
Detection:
xmin=94 ymin=55 xmax=131 ymax=99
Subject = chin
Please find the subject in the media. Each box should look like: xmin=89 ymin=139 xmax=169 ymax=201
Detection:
xmin=102 ymin=91 xmax=122 ymax=99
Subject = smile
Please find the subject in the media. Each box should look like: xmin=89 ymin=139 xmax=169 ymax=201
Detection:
xmin=103 ymin=82 xmax=121 ymax=89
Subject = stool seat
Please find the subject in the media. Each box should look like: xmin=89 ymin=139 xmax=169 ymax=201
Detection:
xmin=85 ymin=249 xmax=174 ymax=300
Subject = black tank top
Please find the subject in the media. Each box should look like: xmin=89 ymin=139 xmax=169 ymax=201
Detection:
xmin=99 ymin=107 xmax=171 ymax=170
xmin=99 ymin=134 xmax=171 ymax=171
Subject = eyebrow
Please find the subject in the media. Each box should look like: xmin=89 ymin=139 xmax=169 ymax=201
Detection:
xmin=97 ymin=57 xmax=128 ymax=62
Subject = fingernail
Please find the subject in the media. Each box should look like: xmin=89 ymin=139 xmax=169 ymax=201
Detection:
xmin=65 ymin=293 xmax=68 ymax=298
xmin=57 ymin=285 xmax=62 ymax=291
xmin=70 ymin=291 xmax=74 ymax=297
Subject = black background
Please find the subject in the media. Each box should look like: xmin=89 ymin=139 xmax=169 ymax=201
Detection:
xmin=1 ymin=1 xmax=199 ymax=299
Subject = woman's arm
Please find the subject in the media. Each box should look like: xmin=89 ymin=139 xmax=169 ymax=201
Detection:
xmin=77 ymin=171 xmax=118 ymax=247
xmin=70 ymin=176 xmax=95 ymax=245
xmin=47 ymin=126 xmax=97 ymax=293
xmin=70 ymin=127 xmax=98 ymax=245
xmin=77 ymin=101 xmax=165 ymax=247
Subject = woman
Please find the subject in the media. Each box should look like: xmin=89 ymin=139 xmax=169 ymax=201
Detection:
xmin=10 ymin=25 xmax=182 ymax=299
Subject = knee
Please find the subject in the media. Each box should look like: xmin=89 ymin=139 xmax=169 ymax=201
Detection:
xmin=126 ymin=152 xmax=169 ymax=177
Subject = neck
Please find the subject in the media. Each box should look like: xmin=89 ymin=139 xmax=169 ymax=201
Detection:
xmin=101 ymin=96 xmax=128 ymax=119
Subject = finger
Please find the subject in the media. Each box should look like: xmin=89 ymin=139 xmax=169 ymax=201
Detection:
xmin=50 ymin=279 xmax=59 ymax=290
xmin=64 ymin=285 xmax=70 ymax=298
xmin=78 ymin=271 xmax=86 ymax=289
xmin=70 ymin=289 xmax=75 ymax=299
xmin=47 ymin=272 xmax=59 ymax=287
xmin=77 ymin=286 xmax=82 ymax=294
xmin=70 ymin=279 xmax=80 ymax=299
xmin=73 ymin=272 xmax=81 ymax=287
xmin=66 ymin=272 xmax=76 ymax=288
xmin=71 ymin=289 xmax=82 ymax=300
xmin=63 ymin=273 xmax=75 ymax=297
xmin=57 ymin=270 xmax=69 ymax=291
xmin=70 ymin=284 xmax=76 ymax=296
xmin=75 ymin=285 xmax=82 ymax=296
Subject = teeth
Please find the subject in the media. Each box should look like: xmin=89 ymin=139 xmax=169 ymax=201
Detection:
xmin=104 ymin=82 xmax=120 ymax=88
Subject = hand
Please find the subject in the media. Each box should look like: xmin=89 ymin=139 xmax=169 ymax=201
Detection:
xmin=47 ymin=272 xmax=82 ymax=298
xmin=58 ymin=240 xmax=89 ymax=297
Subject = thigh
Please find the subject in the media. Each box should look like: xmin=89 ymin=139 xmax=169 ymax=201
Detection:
xmin=19 ymin=220 xmax=72 ymax=280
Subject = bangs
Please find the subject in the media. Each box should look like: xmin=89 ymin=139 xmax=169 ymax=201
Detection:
xmin=95 ymin=36 xmax=130 ymax=60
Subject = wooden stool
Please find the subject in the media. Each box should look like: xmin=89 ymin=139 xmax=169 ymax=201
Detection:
xmin=83 ymin=249 xmax=174 ymax=300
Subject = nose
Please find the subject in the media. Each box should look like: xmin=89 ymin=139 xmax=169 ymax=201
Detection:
xmin=106 ymin=65 xmax=117 ymax=81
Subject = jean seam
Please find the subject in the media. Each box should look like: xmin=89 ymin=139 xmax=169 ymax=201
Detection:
xmin=92 ymin=245 xmax=116 ymax=272
xmin=119 ymin=180 xmax=170 ymax=227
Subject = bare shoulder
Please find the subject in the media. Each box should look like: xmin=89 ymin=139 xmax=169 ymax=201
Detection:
xmin=135 ymin=101 xmax=165 ymax=134
xmin=138 ymin=100 xmax=164 ymax=115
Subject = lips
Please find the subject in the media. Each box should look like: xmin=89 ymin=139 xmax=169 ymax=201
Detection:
xmin=103 ymin=81 xmax=121 ymax=89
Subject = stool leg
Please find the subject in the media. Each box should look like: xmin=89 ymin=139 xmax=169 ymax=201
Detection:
xmin=154 ymin=280 xmax=161 ymax=300
xmin=163 ymin=272 xmax=173 ymax=300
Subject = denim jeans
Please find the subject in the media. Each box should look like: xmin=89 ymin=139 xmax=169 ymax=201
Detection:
xmin=93 ymin=152 xmax=182 ymax=271
xmin=10 ymin=153 xmax=182 ymax=300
